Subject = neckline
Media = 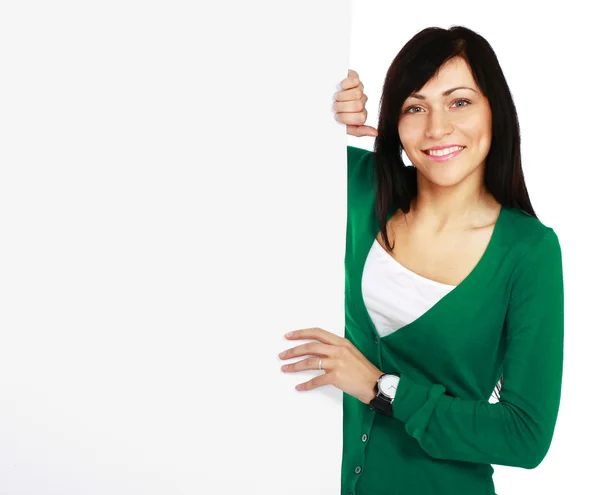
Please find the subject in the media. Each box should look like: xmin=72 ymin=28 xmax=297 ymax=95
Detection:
xmin=372 ymin=240 xmax=458 ymax=288
xmin=358 ymin=204 xmax=506 ymax=341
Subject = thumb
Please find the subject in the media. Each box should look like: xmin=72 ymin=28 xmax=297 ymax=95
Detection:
xmin=348 ymin=125 xmax=378 ymax=137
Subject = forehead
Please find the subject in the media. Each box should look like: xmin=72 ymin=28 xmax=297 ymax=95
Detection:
xmin=414 ymin=57 xmax=477 ymax=95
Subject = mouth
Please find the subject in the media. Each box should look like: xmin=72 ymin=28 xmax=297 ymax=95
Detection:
xmin=422 ymin=145 xmax=465 ymax=162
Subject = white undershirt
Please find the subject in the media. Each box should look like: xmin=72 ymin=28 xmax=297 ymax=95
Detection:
xmin=362 ymin=239 xmax=457 ymax=338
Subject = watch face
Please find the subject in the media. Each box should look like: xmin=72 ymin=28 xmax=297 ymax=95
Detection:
xmin=379 ymin=374 xmax=400 ymax=399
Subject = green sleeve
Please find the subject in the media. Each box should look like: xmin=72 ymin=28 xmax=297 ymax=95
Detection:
xmin=347 ymin=145 xmax=372 ymax=171
xmin=391 ymin=229 xmax=564 ymax=469
xmin=346 ymin=145 xmax=374 ymax=197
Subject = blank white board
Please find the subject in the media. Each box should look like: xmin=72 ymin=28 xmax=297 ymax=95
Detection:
xmin=0 ymin=1 xmax=352 ymax=493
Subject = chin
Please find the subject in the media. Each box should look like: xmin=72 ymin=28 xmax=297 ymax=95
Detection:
xmin=422 ymin=168 xmax=472 ymax=188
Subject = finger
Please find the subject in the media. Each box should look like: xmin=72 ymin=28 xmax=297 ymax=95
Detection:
xmin=347 ymin=125 xmax=379 ymax=138
xmin=279 ymin=341 xmax=334 ymax=360
xmin=286 ymin=327 xmax=345 ymax=346
xmin=295 ymin=371 xmax=332 ymax=391
xmin=334 ymin=83 xmax=364 ymax=102
xmin=340 ymin=71 xmax=360 ymax=91
xmin=333 ymin=93 xmax=367 ymax=113
xmin=282 ymin=356 xmax=331 ymax=373
xmin=335 ymin=110 xmax=367 ymax=126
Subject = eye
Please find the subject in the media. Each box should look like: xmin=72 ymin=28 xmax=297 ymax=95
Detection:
xmin=453 ymin=98 xmax=471 ymax=108
xmin=403 ymin=98 xmax=472 ymax=114
xmin=404 ymin=105 xmax=422 ymax=114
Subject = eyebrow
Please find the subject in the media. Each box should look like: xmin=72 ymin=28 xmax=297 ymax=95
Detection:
xmin=409 ymin=87 xmax=477 ymax=100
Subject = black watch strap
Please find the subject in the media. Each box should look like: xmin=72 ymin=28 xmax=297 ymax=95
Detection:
xmin=369 ymin=393 xmax=393 ymax=416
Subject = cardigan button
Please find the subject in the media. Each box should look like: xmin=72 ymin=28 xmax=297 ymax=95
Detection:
xmin=374 ymin=336 xmax=379 ymax=344
xmin=361 ymin=434 xmax=368 ymax=442
xmin=354 ymin=466 xmax=362 ymax=474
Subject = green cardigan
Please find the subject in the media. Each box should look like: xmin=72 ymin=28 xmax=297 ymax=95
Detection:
xmin=342 ymin=146 xmax=564 ymax=495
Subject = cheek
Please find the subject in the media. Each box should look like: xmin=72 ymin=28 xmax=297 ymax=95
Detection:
xmin=459 ymin=114 xmax=492 ymax=142
xmin=469 ymin=107 xmax=493 ymax=137
xmin=398 ymin=121 xmax=420 ymax=146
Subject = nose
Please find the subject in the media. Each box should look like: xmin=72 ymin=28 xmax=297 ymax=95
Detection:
xmin=424 ymin=109 xmax=453 ymax=139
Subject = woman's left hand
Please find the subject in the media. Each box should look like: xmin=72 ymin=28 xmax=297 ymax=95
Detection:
xmin=278 ymin=327 xmax=383 ymax=405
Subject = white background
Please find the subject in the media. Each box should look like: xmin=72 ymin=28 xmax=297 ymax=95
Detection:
xmin=349 ymin=1 xmax=599 ymax=494
xmin=0 ymin=1 xmax=350 ymax=494
xmin=0 ymin=1 xmax=598 ymax=494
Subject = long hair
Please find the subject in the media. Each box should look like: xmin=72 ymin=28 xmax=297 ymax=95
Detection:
xmin=374 ymin=26 xmax=537 ymax=401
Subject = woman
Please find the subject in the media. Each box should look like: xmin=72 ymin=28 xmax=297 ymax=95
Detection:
xmin=278 ymin=26 xmax=563 ymax=495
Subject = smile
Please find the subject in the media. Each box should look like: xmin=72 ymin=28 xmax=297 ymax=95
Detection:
xmin=422 ymin=146 xmax=465 ymax=162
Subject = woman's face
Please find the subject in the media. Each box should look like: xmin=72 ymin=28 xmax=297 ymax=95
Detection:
xmin=398 ymin=57 xmax=492 ymax=188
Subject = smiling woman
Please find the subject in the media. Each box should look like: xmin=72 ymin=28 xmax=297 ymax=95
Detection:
xmin=325 ymin=25 xmax=564 ymax=495
xmin=398 ymin=57 xmax=493 ymax=186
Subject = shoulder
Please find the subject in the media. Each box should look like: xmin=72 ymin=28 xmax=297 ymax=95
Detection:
xmin=347 ymin=145 xmax=374 ymax=176
xmin=347 ymin=145 xmax=373 ymax=163
xmin=502 ymin=206 xmax=558 ymax=244
xmin=346 ymin=145 xmax=375 ymax=195
xmin=501 ymin=207 xmax=562 ymax=271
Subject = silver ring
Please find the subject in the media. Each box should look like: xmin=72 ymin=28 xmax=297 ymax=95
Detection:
xmin=318 ymin=358 xmax=322 ymax=371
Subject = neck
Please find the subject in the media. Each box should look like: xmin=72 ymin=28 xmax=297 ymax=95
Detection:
xmin=408 ymin=180 xmax=495 ymax=233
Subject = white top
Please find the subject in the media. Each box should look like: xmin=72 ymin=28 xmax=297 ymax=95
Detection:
xmin=362 ymin=239 xmax=457 ymax=338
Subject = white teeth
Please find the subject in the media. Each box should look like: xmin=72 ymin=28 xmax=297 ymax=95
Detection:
xmin=425 ymin=146 xmax=464 ymax=156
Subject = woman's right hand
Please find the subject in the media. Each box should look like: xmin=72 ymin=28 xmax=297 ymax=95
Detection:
xmin=333 ymin=69 xmax=378 ymax=137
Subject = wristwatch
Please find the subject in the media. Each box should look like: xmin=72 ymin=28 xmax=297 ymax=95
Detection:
xmin=369 ymin=373 xmax=400 ymax=416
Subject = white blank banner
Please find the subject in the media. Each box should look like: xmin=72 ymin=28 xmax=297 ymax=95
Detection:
xmin=0 ymin=1 xmax=351 ymax=493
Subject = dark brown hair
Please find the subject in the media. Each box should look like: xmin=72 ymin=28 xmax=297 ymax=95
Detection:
xmin=374 ymin=26 xmax=537 ymax=401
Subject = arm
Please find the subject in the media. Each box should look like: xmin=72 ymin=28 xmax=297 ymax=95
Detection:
xmin=391 ymin=229 xmax=564 ymax=469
